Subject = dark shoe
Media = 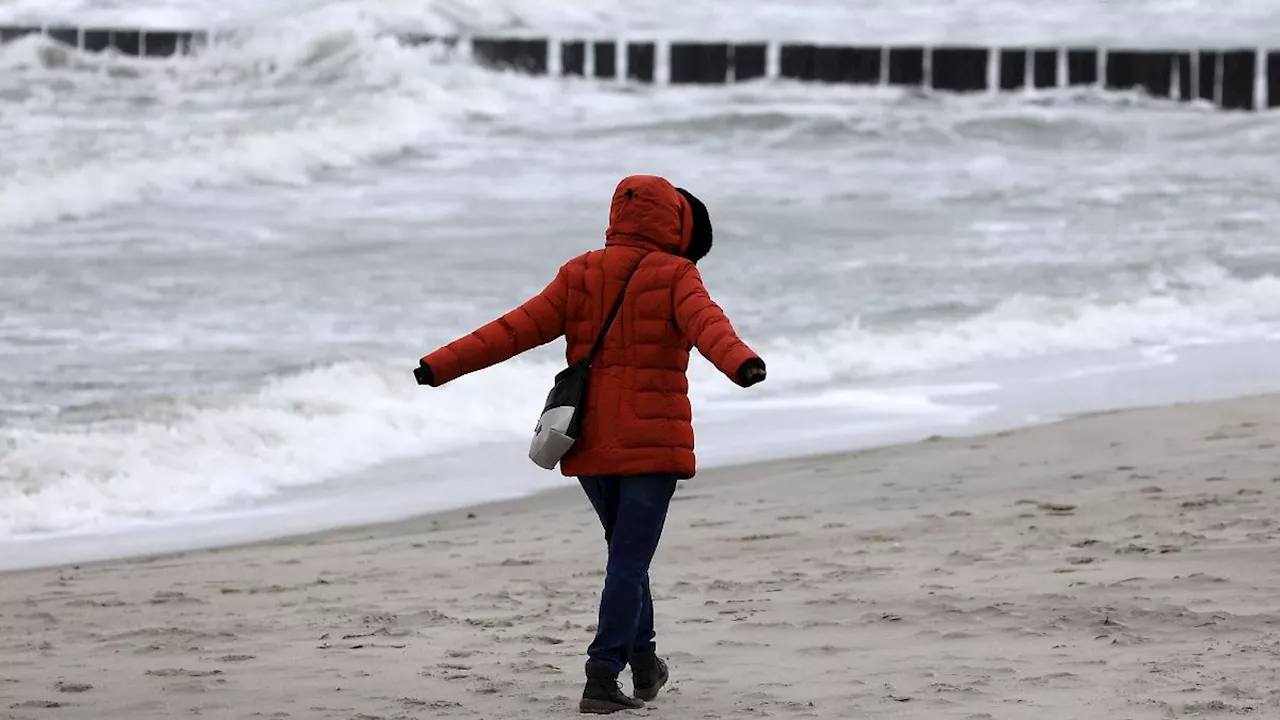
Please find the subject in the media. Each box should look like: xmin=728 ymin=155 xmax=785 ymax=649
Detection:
xmin=580 ymin=663 xmax=645 ymax=714
xmin=630 ymin=651 xmax=669 ymax=702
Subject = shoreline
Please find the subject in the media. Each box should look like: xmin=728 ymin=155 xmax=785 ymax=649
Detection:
xmin=2 ymin=389 xmax=1274 ymax=577
xmin=8 ymin=335 xmax=1280 ymax=575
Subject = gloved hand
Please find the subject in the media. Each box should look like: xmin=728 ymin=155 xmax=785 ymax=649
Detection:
xmin=413 ymin=360 xmax=435 ymax=387
xmin=736 ymin=358 xmax=766 ymax=387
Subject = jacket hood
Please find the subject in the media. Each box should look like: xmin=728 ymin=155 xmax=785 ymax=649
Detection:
xmin=604 ymin=175 xmax=693 ymax=256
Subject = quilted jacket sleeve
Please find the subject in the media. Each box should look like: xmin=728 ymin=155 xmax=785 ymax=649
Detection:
xmin=673 ymin=263 xmax=762 ymax=386
xmin=420 ymin=265 xmax=570 ymax=386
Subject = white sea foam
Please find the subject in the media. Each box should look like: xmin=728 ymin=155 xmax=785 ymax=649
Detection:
xmin=3 ymin=0 xmax=1275 ymax=232
xmin=760 ymin=261 xmax=1280 ymax=387
xmin=0 ymin=358 xmax=555 ymax=536
xmin=0 ymin=11 xmax=565 ymax=229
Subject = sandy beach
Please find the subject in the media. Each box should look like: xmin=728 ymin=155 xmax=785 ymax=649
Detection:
xmin=1 ymin=394 xmax=1278 ymax=719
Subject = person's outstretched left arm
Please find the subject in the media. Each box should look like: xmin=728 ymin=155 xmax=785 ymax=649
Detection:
xmin=672 ymin=262 xmax=766 ymax=387
xmin=415 ymin=265 xmax=569 ymax=387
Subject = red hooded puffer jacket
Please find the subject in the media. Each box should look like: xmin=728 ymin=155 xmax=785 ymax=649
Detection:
xmin=419 ymin=175 xmax=762 ymax=479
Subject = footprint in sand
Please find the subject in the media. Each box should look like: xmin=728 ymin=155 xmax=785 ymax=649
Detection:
xmin=425 ymin=663 xmax=472 ymax=681
xmin=10 ymin=700 xmax=65 ymax=709
xmin=401 ymin=697 xmax=463 ymax=710
xmin=65 ymin=597 xmax=126 ymax=608
xmin=519 ymin=634 xmax=564 ymax=646
xmin=508 ymin=659 xmax=563 ymax=674
xmin=796 ymin=645 xmax=849 ymax=656
xmin=1180 ymin=496 xmax=1223 ymax=510
xmin=735 ymin=532 xmax=798 ymax=542
xmin=469 ymin=676 xmax=516 ymax=695
xmin=689 ymin=519 xmax=732 ymax=528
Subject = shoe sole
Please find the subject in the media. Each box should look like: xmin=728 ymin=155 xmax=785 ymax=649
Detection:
xmin=633 ymin=674 xmax=668 ymax=702
xmin=579 ymin=698 xmax=645 ymax=714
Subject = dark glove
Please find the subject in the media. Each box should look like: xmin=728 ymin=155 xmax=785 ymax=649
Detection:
xmin=736 ymin=358 xmax=766 ymax=388
xmin=413 ymin=360 xmax=435 ymax=387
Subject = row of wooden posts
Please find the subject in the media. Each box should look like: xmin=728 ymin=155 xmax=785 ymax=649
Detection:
xmin=2 ymin=25 xmax=1274 ymax=110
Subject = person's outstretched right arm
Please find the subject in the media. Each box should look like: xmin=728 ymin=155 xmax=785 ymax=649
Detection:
xmin=415 ymin=265 xmax=570 ymax=387
xmin=673 ymin=263 xmax=766 ymax=387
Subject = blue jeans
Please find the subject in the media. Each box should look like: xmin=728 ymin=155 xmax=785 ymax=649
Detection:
xmin=579 ymin=474 xmax=679 ymax=675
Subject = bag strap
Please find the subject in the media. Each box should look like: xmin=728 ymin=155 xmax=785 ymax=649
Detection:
xmin=586 ymin=254 xmax=647 ymax=366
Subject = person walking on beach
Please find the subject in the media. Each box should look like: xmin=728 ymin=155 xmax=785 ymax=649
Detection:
xmin=413 ymin=174 xmax=766 ymax=713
